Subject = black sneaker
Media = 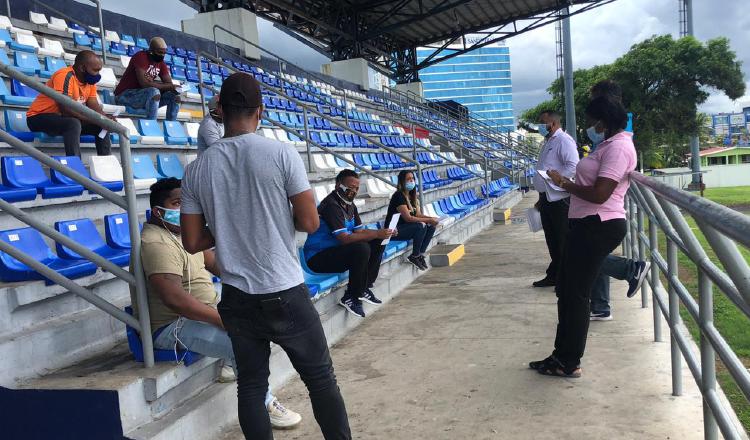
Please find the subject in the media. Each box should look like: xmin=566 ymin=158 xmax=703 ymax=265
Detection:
xmin=339 ymin=296 xmax=365 ymax=318
xmin=590 ymin=311 xmax=613 ymax=321
xmin=407 ymin=254 xmax=426 ymax=271
xmin=417 ymin=255 xmax=429 ymax=270
xmin=359 ymin=288 xmax=382 ymax=305
xmin=532 ymin=277 xmax=555 ymax=288
xmin=627 ymin=261 xmax=651 ymax=298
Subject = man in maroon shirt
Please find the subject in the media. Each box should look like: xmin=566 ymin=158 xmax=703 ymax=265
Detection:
xmin=115 ymin=37 xmax=180 ymax=120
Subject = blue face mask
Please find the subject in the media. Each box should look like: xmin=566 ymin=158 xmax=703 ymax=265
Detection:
xmin=405 ymin=181 xmax=416 ymax=191
xmin=538 ymin=124 xmax=549 ymax=137
xmin=83 ymin=72 xmax=101 ymax=85
xmin=586 ymin=124 xmax=605 ymax=146
xmin=157 ymin=206 xmax=180 ymax=227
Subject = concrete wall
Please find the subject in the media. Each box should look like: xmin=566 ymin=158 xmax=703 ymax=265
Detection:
xmin=321 ymin=58 xmax=370 ymax=90
xmin=181 ymin=8 xmax=260 ymax=60
xmin=394 ymin=81 xmax=424 ymax=98
xmin=652 ymin=164 xmax=750 ymax=189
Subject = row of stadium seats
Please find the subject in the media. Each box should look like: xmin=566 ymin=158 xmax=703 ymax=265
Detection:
xmin=0 ymin=212 xmax=136 ymax=283
xmin=0 ymin=153 xmax=189 ymax=202
xmin=481 ymin=178 xmax=519 ymax=198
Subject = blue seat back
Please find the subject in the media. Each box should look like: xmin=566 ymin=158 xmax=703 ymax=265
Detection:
xmin=50 ymin=156 xmax=90 ymax=185
xmin=4 ymin=110 xmax=33 ymax=135
xmin=156 ymin=153 xmax=184 ymax=179
xmin=74 ymin=33 xmax=91 ymax=46
xmin=131 ymin=155 xmax=160 ymax=180
xmin=104 ymin=213 xmax=137 ymax=249
xmin=45 ymin=56 xmax=67 ymax=72
xmin=137 ymin=119 xmax=164 ymax=138
xmin=136 ymin=38 xmax=148 ymax=49
xmin=110 ymin=42 xmax=125 ymax=53
xmin=1 ymin=156 xmax=50 ymax=188
xmin=11 ymin=79 xmax=39 ymax=99
xmin=14 ymin=52 xmax=41 ymax=71
xmin=126 ymin=45 xmax=140 ymax=56
xmin=0 ymin=227 xmax=56 ymax=268
xmin=121 ymin=34 xmax=135 ymax=45
xmin=54 ymin=218 xmax=108 ymax=258
xmin=163 ymin=121 xmax=187 ymax=139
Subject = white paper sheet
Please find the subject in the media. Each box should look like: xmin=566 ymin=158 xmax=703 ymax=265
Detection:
xmin=381 ymin=213 xmax=400 ymax=245
xmin=526 ymin=207 xmax=542 ymax=233
xmin=536 ymin=170 xmax=568 ymax=202
xmin=98 ymin=108 xmax=122 ymax=139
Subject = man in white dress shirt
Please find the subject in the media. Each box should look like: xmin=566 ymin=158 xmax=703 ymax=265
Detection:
xmin=532 ymin=110 xmax=579 ymax=287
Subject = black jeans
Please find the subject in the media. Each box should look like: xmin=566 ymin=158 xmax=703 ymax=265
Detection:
xmin=307 ymin=240 xmax=385 ymax=299
xmin=218 ymin=283 xmax=351 ymax=440
xmin=27 ymin=113 xmax=111 ymax=157
xmin=552 ymin=215 xmax=627 ymax=368
xmin=395 ymin=222 xmax=436 ymax=256
xmin=538 ymin=192 xmax=570 ymax=280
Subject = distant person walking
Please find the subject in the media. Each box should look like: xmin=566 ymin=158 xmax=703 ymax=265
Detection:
xmin=530 ymin=96 xmax=637 ymax=378
xmin=532 ymin=110 xmax=579 ymax=288
xmin=181 ymin=73 xmax=351 ymax=439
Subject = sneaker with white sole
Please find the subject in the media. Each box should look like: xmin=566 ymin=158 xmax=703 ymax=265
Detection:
xmin=590 ymin=311 xmax=613 ymax=321
xmin=339 ymin=295 xmax=365 ymax=318
xmin=359 ymin=288 xmax=382 ymax=305
xmin=627 ymin=261 xmax=651 ymax=298
xmin=218 ymin=365 xmax=236 ymax=383
xmin=268 ymin=398 xmax=302 ymax=429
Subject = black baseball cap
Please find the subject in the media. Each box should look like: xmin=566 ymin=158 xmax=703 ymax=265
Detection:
xmin=219 ymin=72 xmax=262 ymax=108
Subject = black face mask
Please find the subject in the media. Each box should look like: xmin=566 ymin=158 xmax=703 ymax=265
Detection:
xmin=148 ymin=51 xmax=165 ymax=63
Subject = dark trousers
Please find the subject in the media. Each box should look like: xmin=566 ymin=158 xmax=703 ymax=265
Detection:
xmin=218 ymin=283 xmax=351 ymax=440
xmin=538 ymin=192 xmax=570 ymax=280
xmin=395 ymin=222 xmax=436 ymax=256
xmin=27 ymin=113 xmax=112 ymax=157
xmin=307 ymin=240 xmax=385 ymax=299
xmin=591 ymin=255 xmax=640 ymax=313
xmin=552 ymin=215 xmax=627 ymax=368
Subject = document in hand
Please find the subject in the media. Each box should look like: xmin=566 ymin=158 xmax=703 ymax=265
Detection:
xmin=526 ymin=207 xmax=542 ymax=233
xmin=536 ymin=170 xmax=568 ymax=202
xmin=381 ymin=213 xmax=400 ymax=245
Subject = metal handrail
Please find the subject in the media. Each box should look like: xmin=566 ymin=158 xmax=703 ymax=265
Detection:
xmin=625 ymin=171 xmax=750 ymax=440
xmin=29 ymin=0 xmax=107 ymax=65
xmin=0 ymin=62 xmax=154 ymax=367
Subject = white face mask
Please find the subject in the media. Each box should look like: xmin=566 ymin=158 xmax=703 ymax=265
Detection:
xmin=586 ymin=123 xmax=605 ymax=145
xmin=337 ymin=184 xmax=355 ymax=205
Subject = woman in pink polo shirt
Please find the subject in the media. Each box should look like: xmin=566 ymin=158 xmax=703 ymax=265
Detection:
xmin=529 ymin=96 xmax=636 ymax=378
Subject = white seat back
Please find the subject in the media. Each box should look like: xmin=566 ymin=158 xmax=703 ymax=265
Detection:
xmin=313 ymin=185 xmax=328 ymax=204
xmin=99 ymin=67 xmax=117 ymax=88
xmin=273 ymin=129 xmax=288 ymax=143
xmin=104 ymin=30 xmax=120 ymax=43
xmin=16 ymin=33 xmax=40 ymax=49
xmin=313 ymin=154 xmax=329 ymax=171
xmin=89 ymin=155 xmax=124 ymax=182
xmin=260 ymin=128 xmax=276 ymax=139
xmin=119 ymin=55 xmax=131 ymax=68
xmin=41 ymin=38 xmax=64 ymax=58
xmin=185 ymin=122 xmax=199 ymax=139
xmin=49 ymin=17 xmax=68 ymax=31
xmin=185 ymin=154 xmax=198 ymax=163
xmin=115 ymin=118 xmax=140 ymax=139
xmin=29 ymin=12 xmax=49 ymax=26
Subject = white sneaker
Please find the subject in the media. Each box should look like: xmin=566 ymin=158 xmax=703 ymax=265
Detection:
xmin=267 ymin=398 xmax=302 ymax=429
xmin=218 ymin=365 xmax=236 ymax=383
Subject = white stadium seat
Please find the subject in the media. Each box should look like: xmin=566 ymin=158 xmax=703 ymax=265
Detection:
xmin=185 ymin=154 xmax=197 ymax=164
xmin=98 ymin=67 xmax=117 ymax=88
xmin=115 ymin=118 xmax=144 ymax=143
xmin=47 ymin=16 xmax=68 ymax=32
xmin=119 ymin=55 xmax=131 ymax=68
xmin=42 ymin=38 xmax=66 ymax=59
xmin=29 ymin=12 xmax=49 ymax=27
xmin=0 ymin=15 xmax=32 ymax=35
xmin=185 ymin=122 xmax=200 ymax=141
xmin=104 ymin=30 xmax=120 ymax=43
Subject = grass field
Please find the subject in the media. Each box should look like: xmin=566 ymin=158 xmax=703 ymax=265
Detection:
xmin=653 ymin=186 xmax=750 ymax=431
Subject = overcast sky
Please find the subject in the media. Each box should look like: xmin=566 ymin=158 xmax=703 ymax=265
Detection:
xmin=90 ymin=0 xmax=749 ymax=117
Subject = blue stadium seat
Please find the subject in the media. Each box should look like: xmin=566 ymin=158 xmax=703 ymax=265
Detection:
xmin=136 ymin=119 xmax=166 ymax=141
xmin=187 ymin=50 xmax=197 ymax=60
xmin=0 ymin=80 xmax=32 ymax=106
xmin=121 ymin=34 xmax=135 ymax=46
xmin=185 ymin=67 xmax=199 ymax=83
xmin=50 ymin=156 xmax=123 ymax=193
xmin=156 ymin=153 xmax=184 ymax=179
xmin=104 ymin=213 xmax=141 ymax=250
xmin=3 ymin=110 xmax=36 ymax=142
xmin=0 ymin=227 xmax=97 ymax=283
xmin=174 ymin=47 xmax=187 ymax=58
xmin=91 ymin=37 xmax=103 ymax=51
xmin=73 ymin=33 xmax=91 ymax=47
xmin=136 ymin=38 xmax=149 ymax=49
xmin=169 ymin=66 xmax=186 ymax=82
xmin=298 ymin=249 xmax=340 ymax=293
xmin=131 ymin=155 xmax=164 ymax=180
xmin=109 ymin=42 xmax=127 ymax=55
xmin=40 ymin=57 xmax=66 ymax=78
xmin=10 ymin=79 xmax=39 ymax=102
xmin=211 ymin=74 xmax=223 ymax=87
xmin=126 ymin=45 xmax=140 ymax=56
xmin=172 ymin=56 xmax=186 ymax=68
xmin=162 ymin=121 xmax=188 ymax=145
xmin=54 ymin=218 xmax=130 ymax=267
xmin=166 ymin=46 xmax=175 ymax=55
xmin=8 ymin=36 xmax=35 ymax=53
xmin=13 ymin=52 xmax=41 ymax=76
xmin=0 ymin=29 xmax=12 ymax=46
xmin=1 ymin=156 xmax=84 ymax=199
xmin=124 ymin=305 xmax=203 ymax=365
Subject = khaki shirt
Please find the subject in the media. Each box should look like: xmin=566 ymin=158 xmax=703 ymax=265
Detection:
xmin=130 ymin=223 xmax=218 ymax=333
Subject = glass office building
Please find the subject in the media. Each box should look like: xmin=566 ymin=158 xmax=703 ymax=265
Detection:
xmin=417 ymin=40 xmax=513 ymax=131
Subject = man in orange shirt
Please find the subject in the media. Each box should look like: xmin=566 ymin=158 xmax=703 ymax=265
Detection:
xmin=26 ymin=50 xmax=112 ymax=157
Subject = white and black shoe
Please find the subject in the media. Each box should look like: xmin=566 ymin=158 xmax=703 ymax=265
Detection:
xmin=339 ymin=295 xmax=365 ymax=318
xmin=359 ymin=288 xmax=382 ymax=305
xmin=627 ymin=261 xmax=651 ymax=298
xmin=407 ymin=254 xmax=427 ymax=270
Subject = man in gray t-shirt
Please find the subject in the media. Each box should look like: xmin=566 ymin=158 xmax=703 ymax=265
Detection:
xmin=196 ymin=96 xmax=224 ymax=154
xmin=180 ymin=73 xmax=351 ymax=439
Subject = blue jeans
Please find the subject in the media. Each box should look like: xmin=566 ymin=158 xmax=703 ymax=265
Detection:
xmin=395 ymin=222 xmax=436 ymax=256
xmin=590 ymin=254 xmax=640 ymax=313
xmin=154 ymin=317 xmax=274 ymax=407
xmin=116 ymin=87 xmax=180 ymax=120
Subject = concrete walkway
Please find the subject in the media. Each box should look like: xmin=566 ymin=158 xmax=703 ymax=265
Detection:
xmin=223 ymin=194 xmax=706 ymax=440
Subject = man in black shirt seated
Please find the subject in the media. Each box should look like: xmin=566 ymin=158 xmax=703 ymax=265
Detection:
xmin=303 ymin=169 xmax=396 ymax=318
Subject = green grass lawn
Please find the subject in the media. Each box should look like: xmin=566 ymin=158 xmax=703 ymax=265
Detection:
xmin=652 ymin=185 xmax=750 ymax=431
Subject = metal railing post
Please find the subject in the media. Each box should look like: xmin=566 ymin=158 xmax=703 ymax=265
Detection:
xmin=303 ymin=106 xmax=311 ymax=170
xmin=666 ymin=236 xmax=683 ymax=396
xmin=637 ymin=199 xmax=649 ymax=308
xmin=197 ymin=60 xmax=207 ymax=118
xmin=699 ymin=269 xmax=719 ymax=440
xmin=343 ymin=90 xmax=349 ymax=126
xmin=118 ymin=135 xmax=154 ymax=368
xmin=92 ymin=0 xmax=107 ymax=65
xmin=5 ymin=0 xmax=10 ymax=18
xmin=649 ymin=208 xmax=662 ymax=342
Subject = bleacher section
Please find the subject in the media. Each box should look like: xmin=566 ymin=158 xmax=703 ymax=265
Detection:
xmin=0 ymin=9 xmax=523 ymax=439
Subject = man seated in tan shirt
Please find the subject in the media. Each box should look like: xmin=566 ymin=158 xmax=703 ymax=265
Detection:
xmin=131 ymin=178 xmax=301 ymax=429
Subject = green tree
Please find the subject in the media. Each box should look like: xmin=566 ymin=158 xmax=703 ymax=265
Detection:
xmin=521 ymin=35 xmax=745 ymax=168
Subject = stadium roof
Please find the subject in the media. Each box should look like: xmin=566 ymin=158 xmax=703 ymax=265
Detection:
xmin=181 ymin=0 xmax=617 ymax=82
